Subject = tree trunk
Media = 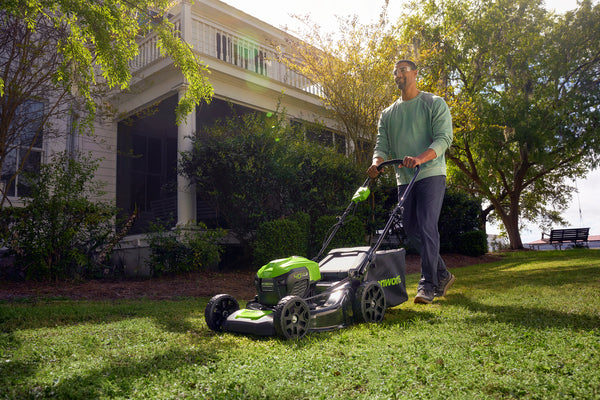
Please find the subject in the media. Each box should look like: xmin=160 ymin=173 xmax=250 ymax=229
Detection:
xmin=504 ymin=218 xmax=524 ymax=250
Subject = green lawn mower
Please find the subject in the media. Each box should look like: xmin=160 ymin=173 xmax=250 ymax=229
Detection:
xmin=205 ymin=159 xmax=419 ymax=339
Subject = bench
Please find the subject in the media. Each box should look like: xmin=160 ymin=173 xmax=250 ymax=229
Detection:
xmin=547 ymin=228 xmax=590 ymax=249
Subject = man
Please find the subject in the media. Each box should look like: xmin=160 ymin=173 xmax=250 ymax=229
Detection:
xmin=367 ymin=60 xmax=455 ymax=304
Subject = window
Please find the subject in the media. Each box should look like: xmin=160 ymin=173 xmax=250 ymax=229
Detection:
xmin=1 ymin=100 xmax=44 ymax=198
xmin=295 ymin=120 xmax=347 ymax=154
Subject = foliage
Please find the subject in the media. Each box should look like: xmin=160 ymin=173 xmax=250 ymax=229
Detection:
xmin=281 ymin=4 xmax=405 ymax=163
xmin=0 ymin=2 xmax=213 ymax=207
xmin=146 ymin=222 xmax=226 ymax=276
xmin=313 ymin=214 xmax=367 ymax=256
xmin=1 ymin=250 xmax=599 ymax=399
xmin=399 ymin=0 xmax=600 ymax=248
xmin=0 ymin=152 xmax=119 ymax=280
xmin=288 ymin=211 xmax=311 ymax=255
xmin=0 ymin=0 xmax=212 ymax=123
xmin=439 ymin=189 xmax=482 ymax=253
xmin=0 ymin=11 xmax=72 ymax=207
xmin=179 ymin=110 xmax=364 ymax=252
xmin=456 ymin=230 xmax=488 ymax=257
xmin=252 ymin=215 xmax=310 ymax=268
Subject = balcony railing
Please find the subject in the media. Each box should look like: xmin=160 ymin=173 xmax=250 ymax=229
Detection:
xmin=130 ymin=15 xmax=321 ymax=97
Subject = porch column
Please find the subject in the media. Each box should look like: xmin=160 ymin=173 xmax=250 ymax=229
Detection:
xmin=177 ymin=85 xmax=196 ymax=225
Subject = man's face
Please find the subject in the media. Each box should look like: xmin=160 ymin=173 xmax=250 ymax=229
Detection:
xmin=393 ymin=63 xmax=417 ymax=91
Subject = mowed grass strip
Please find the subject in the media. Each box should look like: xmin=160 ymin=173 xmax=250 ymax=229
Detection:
xmin=1 ymin=249 xmax=598 ymax=399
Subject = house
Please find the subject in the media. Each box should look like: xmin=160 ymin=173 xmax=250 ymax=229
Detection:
xmin=5 ymin=0 xmax=343 ymax=228
xmin=1 ymin=0 xmax=349 ymax=274
xmin=111 ymin=0 xmax=344 ymax=234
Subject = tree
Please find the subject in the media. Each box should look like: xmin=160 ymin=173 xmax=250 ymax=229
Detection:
xmin=0 ymin=12 xmax=69 ymax=206
xmin=399 ymin=0 xmax=600 ymax=249
xmin=279 ymin=2 xmax=407 ymax=163
xmin=0 ymin=1 xmax=213 ymax=206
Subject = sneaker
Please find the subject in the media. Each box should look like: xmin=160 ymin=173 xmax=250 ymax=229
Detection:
xmin=414 ymin=288 xmax=434 ymax=304
xmin=434 ymin=273 xmax=456 ymax=298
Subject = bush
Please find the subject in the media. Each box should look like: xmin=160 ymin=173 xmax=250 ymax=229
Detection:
xmin=252 ymin=216 xmax=309 ymax=268
xmin=0 ymin=152 xmax=119 ymax=280
xmin=457 ymin=230 xmax=488 ymax=256
xmin=313 ymin=215 xmax=367 ymax=257
xmin=179 ymin=110 xmax=364 ymax=256
xmin=146 ymin=222 xmax=226 ymax=276
xmin=439 ymin=189 xmax=483 ymax=253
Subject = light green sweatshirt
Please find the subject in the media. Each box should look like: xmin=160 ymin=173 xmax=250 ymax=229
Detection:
xmin=374 ymin=91 xmax=453 ymax=185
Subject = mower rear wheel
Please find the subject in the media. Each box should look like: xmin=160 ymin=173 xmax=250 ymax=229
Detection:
xmin=273 ymin=295 xmax=310 ymax=340
xmin=354 ymin=281 xmax=386 ymax=323
xmin=205 ymin=294 xmax=240 ymax=332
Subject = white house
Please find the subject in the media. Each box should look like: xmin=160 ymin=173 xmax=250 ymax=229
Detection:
xmin=72 ymin=0 xmax=344 ymax=235
xmin=1 ymin=0 xmax=348 ymax=274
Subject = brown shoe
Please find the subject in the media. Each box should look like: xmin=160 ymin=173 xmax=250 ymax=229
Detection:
xmin=414 ymin=288 xmax=434 ymax=304
xmin=434 ymin=273 xmax=456 ymax=297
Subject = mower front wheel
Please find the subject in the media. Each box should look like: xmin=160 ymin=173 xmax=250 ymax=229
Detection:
xmin=354 ymin=281 xmax=386 ymax=324
xmin=273 ymin=296 xmax=310 ymax=340
xmin=205 ymin=294 xmax=240 ymax=332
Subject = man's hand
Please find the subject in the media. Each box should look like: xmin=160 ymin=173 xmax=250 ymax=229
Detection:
xmin=403 ymin=149 xmax=438 ymax=169
xmin=367 ymin=157 xmax=384 ymax=178
xmin=402 ymin=156 xmax=420 ymax=169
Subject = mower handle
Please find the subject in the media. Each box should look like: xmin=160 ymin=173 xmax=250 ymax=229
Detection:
xmin=363 ymin=159 xmax=419 ymax=187
xmin=376 ymin=158 xmax=420 ymax=173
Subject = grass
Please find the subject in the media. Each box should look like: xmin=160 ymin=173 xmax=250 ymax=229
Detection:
xmin=0 ymin=249 xmax=599 ymax=399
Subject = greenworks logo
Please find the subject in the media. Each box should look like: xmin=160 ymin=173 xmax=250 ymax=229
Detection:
xmin=378 ymin=275 xmax=402 ymax=287
xmin=293 ymin=271 xmax=308 ymax=280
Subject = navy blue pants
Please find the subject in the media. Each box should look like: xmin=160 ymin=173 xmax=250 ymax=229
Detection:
xmin=398 ymin=175 xmax=450 ymax=292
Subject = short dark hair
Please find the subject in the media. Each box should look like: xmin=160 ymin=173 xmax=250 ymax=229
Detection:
xmin=395 ymin=59 xmax=417 ymax=70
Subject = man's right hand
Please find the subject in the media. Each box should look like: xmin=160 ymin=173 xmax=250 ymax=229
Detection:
xmin=367 ymin=157 xmax=384 ymax=178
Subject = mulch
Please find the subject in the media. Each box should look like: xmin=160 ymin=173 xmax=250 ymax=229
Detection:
xmin=0 ymin=253 xmax=501 ymax=302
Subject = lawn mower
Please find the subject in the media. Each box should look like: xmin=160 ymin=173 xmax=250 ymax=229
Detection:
xmin=204 ymin=159 xmax=420 ymax=339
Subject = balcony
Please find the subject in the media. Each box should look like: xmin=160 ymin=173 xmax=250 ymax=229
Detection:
xmin=130 ymin=13 xmax=321 ymax=97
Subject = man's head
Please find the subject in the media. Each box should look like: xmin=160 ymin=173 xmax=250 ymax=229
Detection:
xmin=393 ymin=60 xmax=418 ymax=92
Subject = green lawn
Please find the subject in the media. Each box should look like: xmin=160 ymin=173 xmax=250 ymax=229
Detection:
xmin=1 ymin=250 xmax=598 ymax=399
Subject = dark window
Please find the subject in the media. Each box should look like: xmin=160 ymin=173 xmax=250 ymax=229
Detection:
xmin=116 ymin=96 xmax=178 ymax=232
xmin=1 ymin=100 xmax=44 ymax=198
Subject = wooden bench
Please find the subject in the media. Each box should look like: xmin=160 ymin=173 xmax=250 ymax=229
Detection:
xmin=547 ymin=228 xmax=590 ymax=249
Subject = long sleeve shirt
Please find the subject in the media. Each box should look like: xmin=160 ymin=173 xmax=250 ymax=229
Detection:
xmin=373 ymin=91 xmax=453 ymax=185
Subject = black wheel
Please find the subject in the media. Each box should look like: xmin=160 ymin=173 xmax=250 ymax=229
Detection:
xmin=205 ymin=294 xmax=239 ymax=332
xmin=273 ymin=295 xmax=310 ymax=340
xmin=354 ymin=281 xmax=386 ymax=323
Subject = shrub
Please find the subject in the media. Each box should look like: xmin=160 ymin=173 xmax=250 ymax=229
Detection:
xmin=457 ymin=230 xmax=488 ymax=257
xmin=313 ymin=215 xmax=367 ymax=257
xmin=0 ymin=152 xmax=119 ymax=280
xmin=179 ymin=110 xmax=363 ymax=256
xmin=252 ymin=217 xmax=308 ymax=268
xmin=146 ymin=222 xmax=226 ymax=276
xmin=439 ymin=190 xmax=483 ymax=253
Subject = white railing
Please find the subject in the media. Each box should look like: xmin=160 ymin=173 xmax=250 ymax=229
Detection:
xmin=130 ymin=15 xmax=321 ymax=97
xmin=130 ymin=18 xmax=181 ymax=71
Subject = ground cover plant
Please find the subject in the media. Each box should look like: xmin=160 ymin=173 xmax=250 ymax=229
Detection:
xmin=0 ymin=250 xmax=598 ymax=399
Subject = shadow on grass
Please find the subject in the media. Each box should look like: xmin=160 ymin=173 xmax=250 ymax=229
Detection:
xmin=448 ymin=293 xmax=599 ymax=331
xmin=0 ymin=298 xmax=210 ymax=335
xmin=4 ymin=347 xmax=221 ymax=399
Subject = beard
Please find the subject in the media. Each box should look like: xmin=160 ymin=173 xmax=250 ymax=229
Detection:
xmin=395 ymin=78 xmax=407 ymax=91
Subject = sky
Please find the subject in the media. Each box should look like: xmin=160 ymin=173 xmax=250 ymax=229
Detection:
xmin=221 ymin=0 xmax=599 ymax=243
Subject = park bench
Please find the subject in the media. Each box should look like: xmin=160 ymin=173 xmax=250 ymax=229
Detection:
xmin=546 ymin=227 xmax=590 ymax=250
